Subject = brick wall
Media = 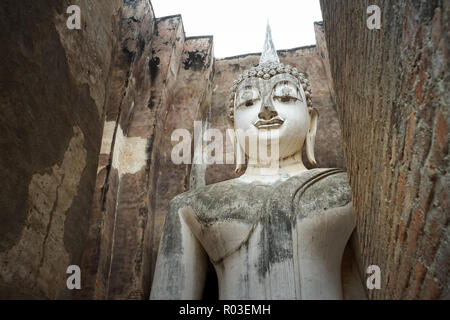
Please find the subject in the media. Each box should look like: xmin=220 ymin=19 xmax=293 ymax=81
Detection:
xmin=320 ymin=0 xmax=449 ymax=299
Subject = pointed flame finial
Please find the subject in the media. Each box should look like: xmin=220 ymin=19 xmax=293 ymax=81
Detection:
xmin=259 ymin=20 xmax=280 ymax=65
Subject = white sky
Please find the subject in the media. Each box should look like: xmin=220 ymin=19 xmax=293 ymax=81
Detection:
xmin=150 ymin=0 xmax=323 ymax=59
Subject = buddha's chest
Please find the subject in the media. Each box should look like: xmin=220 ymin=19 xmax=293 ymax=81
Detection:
xmin=182 ymin=196 xmax=347 ymax=265
xmin=177 ymin=170 xmax=353 ymax=298
xmin=181 ymin=192 xmax=272 ymax=264
xmin=181 ymin=202 xmax=353 ymax=299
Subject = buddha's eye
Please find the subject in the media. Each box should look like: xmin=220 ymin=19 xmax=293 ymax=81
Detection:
xmin=273 ymin=82 xmax=301 ymax=103
xmin=241 ymin=91 xmax=255 ymax=108
xmin=237 ymin=86 xmax=260 ymax=108
xmin=277 ymin=95 xmax=296 ymax=103
xmin=242 ymin=91 xmax=253 ymax=101
xmin=273 ymin=89 xmax=298 ymax=103
xmin=240 ymin=98 xmax=256 ymax=108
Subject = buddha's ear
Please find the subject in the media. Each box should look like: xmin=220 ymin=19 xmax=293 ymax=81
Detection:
xmin=306 ymin=107 xmax=318 ymax=166
xmin=226 ymin=114 xmax=234 ymax=130
xmin=227 ymin=115 xmax=245 ymax=173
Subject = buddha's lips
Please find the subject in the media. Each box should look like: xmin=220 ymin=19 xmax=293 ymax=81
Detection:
xmin=253 ymin=117 xmax=285 ymax=129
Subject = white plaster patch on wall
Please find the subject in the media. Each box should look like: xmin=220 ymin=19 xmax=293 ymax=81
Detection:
xmin=100 ymin=121 xmax=116 ymax=155
xmin=97 ymin=121 xmax=116 ymax=175
xmin=0 ymin=126 xmax=87 ymax=298
xmin=111 ymin=124 xmax=148 ymax=177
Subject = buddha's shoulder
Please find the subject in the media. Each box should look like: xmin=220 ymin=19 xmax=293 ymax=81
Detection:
xmin=168 ymin=178 xmax=271 ymax=211
xmin=289 ymin=168 xmax=351 ymax=193
xmin=168 ymin=168 xmax=351 ymax=217
xmin=287 ymin=168 xmax=352 ymax=214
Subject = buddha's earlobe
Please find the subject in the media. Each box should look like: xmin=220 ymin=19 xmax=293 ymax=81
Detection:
xmin=306 ymin=107 xmax=318 ymax=166
xmin=227 ymin=117 xmax=245 ymax=173
xmin=235 ymin=139 xmax=245 ymax=173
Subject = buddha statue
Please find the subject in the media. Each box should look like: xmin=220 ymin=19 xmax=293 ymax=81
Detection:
xmin=150 ymin=24 xmax=356 ymax=300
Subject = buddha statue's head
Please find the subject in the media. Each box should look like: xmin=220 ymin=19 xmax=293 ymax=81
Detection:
xmin=228 ymin=23 xmax=318 ymax=174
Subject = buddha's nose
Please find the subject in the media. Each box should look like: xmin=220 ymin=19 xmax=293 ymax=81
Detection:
xmin=258 ymin=98 xmax=278 ymax=120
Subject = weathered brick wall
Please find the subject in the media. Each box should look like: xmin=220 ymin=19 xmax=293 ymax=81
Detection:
xmin=79 ymin=0 xmax=158 ymax=300
xmin=0 ymin=0 xmax=122 ymax=299
xmin=320 ymin=0 xmax=449 ymax=299
xmin=80 ymin=5 xmax=215 ymax=297
xmin=150 ymin=36 xmax=214 ymax=290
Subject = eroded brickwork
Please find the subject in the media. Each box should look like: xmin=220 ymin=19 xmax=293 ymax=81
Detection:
xmin=320 ymin=0 xmax=449 ymax=299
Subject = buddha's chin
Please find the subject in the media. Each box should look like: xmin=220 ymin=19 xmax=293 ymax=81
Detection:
xmin=256 ymin=127 xmax=281 ymax=141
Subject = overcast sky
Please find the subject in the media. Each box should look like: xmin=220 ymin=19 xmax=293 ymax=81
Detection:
xmin=150 ymin=0 xmax=323 ymax=59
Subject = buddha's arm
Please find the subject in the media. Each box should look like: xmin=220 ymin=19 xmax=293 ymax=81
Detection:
xmin=150 ymin=201 xmax=208 ymax=300
xmin=295 ymin=202 xmax=356 ymax=299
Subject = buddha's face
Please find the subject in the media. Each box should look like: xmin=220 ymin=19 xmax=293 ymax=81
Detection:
xmin=233 ymin=73 xmax=310 ymax=161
